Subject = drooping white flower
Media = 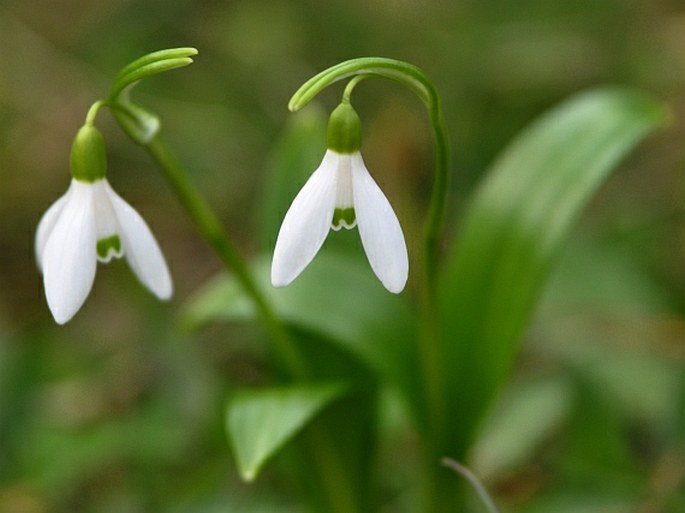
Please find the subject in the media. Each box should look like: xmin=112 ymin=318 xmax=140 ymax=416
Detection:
xmin=271 ymin=102 xmax=408 ymax=293
xmin=36 ymin=124 xmax=172 ymax=324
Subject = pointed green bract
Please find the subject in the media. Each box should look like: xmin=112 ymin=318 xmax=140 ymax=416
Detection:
xmin=108 ymin=48 xmax=198 ymax=144
xmin=226 ymin=382 xmax=349 ymax=481
xmin=114 ymin=47 xmax=197 ymax=81
xmin=110 ymin=47 xmax=198 ymax=100
xmin=436 ymin=88 xmax=668 ymax=455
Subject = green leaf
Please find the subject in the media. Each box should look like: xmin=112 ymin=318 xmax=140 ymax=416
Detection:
xmin=183 ymin=252 xmax=418 ymax=400
xmin=259 ymin=107 xmax=327 ymax=247
xmin=563 ymin=376 xmax=639 ymax=486
xmin=472 ymin=376 xmax=573 ymax=478
xmin=226 ymin=382 xmax=348 ymax=481
xmin=437 ymin=88 xmax=668 ymax=454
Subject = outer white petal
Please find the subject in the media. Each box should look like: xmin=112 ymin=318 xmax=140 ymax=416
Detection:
xmin=351 ymin=153 xmax=408 ymax=293
xmin=105 ymin=181 xmax=173 ymax=300
xmin=43 ymin=181 xmax=97 ymax=324
xmin=271 ymin=150 xmax=338 ymax=287
xmin=35 ymin=183 xmax=74 ymax=271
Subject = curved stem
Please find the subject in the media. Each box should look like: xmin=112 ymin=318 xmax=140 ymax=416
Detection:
xmin=85 ymin=100 xmax=106 ymax=126
xmin=290 ymin=57 xmax=451 ymax=436
xmin=143 ymin=135 xmax=309 ymax=379
xmin=342 ymin=75 xmax=367 ymax=103
xmin=442 ymin=458 xmax=501 ymax=513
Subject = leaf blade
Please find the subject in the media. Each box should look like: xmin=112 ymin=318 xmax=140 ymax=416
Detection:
xmin=437 ymin=87 xmax=668 ymax=454
xmin=226 ymin=382 xmax=348 ymax=481
xmin=183 ymin=252 xmax=419 ymax=399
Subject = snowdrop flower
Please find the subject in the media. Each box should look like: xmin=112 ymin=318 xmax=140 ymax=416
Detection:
xmin=36 ymin=124 xmax=172 ymax=324
xmin=272 ymin=102 xmax=408 ymax=293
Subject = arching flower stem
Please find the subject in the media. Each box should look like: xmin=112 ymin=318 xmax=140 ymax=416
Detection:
xmin=289 ymin=58 xmax=452 ymax=443
xmin=85 ymin=100 xmax=106 ymax=126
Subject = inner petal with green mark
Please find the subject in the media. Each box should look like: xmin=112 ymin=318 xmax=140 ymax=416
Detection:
xmin=97 ymin=235 xmax=123 ymax=262
xmin=332 ymin=207 xmax=356 ymax=231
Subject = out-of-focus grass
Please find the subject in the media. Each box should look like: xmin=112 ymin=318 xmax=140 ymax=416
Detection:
xmin=1 ymin=0 xmax=684 ymax=511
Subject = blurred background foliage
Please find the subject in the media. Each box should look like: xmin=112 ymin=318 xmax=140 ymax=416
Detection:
xmin=0 ymin=0 xmax=684 ymax=512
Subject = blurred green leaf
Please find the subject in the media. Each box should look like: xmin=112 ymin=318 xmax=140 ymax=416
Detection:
xmin=519 ymin=491 xmax=639 ymax=513
xmin=551 ymin=334 xmax=681 ymax=425
xmin=540 ymin=235 xmax=675 ymax=316
xmin=438 ymin=87 xmax=668 ymax=454
xmin=472 ymin=376 xmax=573 ymax=478
xmin=260 ymin=108 xmax=328 ymax=248
xmin=226 ymin=382 xmax=348 ymax=481
xmin=17 ymin=402 xmax=191 ymax=495
xmin=183 ymin=252 xmax=419 ymax=401
xmin=563 ymin=376 xmax=638 ymax=486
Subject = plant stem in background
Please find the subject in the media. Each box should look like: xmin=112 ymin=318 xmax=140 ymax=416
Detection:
xmin=143 ymin=135 xmax=309 ymax=378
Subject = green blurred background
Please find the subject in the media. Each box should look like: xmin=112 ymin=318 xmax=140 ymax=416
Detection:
xmin=1 ymin=0 xmax=684 ymax=512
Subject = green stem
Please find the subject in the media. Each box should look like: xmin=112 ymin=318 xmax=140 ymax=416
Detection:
xmin=342 ymin=75 xmax=367 ymax=103
xmin=289 ymin=57 xmax=451 ymax=436
xmin=143 ymin=135 xmax=309 ymax=379
xmin=142 ymin=135 xmax=361 ymax=513
xmin=85 ymin=100 xmax=105 ymax=126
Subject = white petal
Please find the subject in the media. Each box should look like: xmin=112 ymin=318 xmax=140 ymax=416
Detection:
xmin=351 ymin=153 xmax=408 ymax=293
xmin=106 ymin=182 xmax=173 ymax=300
xmin=43 ymin=181 xmax=97 ymax=324
xmin=271 ymin=150 xmax=338 ymax=287
xmin=35 ymin=183 xmax=73 ymax=271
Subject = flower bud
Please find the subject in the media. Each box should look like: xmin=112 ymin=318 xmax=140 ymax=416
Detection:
xmin=70 ymin=125 xmax=107 ymax=182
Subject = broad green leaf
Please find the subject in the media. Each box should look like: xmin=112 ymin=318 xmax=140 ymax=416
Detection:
xmin=437 ymin=88 xmax=667 ymax=454
xmin=183 ymin=252 xmax=419 ymax=400
xmin=226 ymin=382 xmax=348 ymax=481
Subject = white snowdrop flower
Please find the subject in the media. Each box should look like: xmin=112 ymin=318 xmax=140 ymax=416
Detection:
xmin=271 ymin=102 xmax=408 ymax=293
xmin=36 ymin=125 xmax=172 ymax=324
